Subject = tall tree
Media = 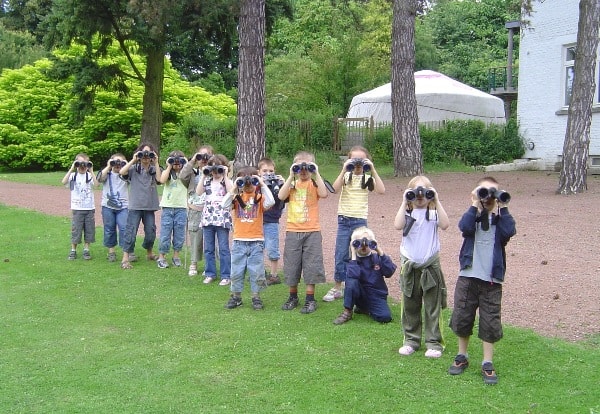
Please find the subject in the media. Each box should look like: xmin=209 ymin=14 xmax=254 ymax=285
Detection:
xmin=557 ymin=0 xmax=600 ymax=194
xmin=236 ymin=0 xmax=266 ymax=167
xmin=391 ymin=0 xmax=422 ymax=177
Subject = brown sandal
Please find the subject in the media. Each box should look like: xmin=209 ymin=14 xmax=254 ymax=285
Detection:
xmin=147 ymin=254 xmax=159 ymax=261
xmin=121 ymin=261 xmax=133 ymax=269
xmin=333 ymin=310 xmax=353 ymax=325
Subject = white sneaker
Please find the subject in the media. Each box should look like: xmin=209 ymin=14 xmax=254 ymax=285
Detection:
xmin=424 ymin=349 xmax=442 ymax=358
xmin=219 ymin=279 xmax=231 ymax=286
xmin=398 ymin=345 xmax=415 ymax=356
xmin=188 ymin=264 xmax=198 ymax=277
xmin=322 ymin=287 xmax=343 ymax=302
xmin=203 ymin=276 xmax=215 ymax=284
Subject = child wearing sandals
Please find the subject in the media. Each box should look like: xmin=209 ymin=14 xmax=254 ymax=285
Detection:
xmin=394 ymin=175 xmax=449 ymax=358
xmin=156 ymin=150 xmax=190 ymax=269
xmin=196 ymin=154 xmax=234 ymax=285
xmin=97 ymin=153 xmax=129 ymax=262
xmin=222 ymin=166 xmax=275 ymax=310
xmin=119 ymin=142 xmax=161 ymax=269
xmin=179 ymin=145 xmax=213 ymax=276
xmin=61 ymin=153 xmax=98 ymax=260
xmin=325 ymin=146 xmax=385 ymax=303
xmin=332 ymin=226 xmax=397 ymax=325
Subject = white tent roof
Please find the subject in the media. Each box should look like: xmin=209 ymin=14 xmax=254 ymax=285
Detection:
xmin=347 ymin=70 xmax=506 ymax=125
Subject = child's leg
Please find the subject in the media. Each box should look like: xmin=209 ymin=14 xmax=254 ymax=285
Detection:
xmin=216 ymin=226 xmax=231 ymax=280
xmin=158 ymin=208 xmax=174 ymax=259
xmin=140 ymin=210 xmax=157 ymax=257
xmin=102 ymin=206 xmax=117 ymax=252
xmin=83 ymin=209 xmax=96 ymax=246
xmin=171 ymin=208 xmax=187 ymax=259
xmin=247 ymin=241 xmax=266 ymax=292
xmin=202 ymin=226 xmax=217 ymax=277
xmin=229 ymin=240 xmax=246 ymax=294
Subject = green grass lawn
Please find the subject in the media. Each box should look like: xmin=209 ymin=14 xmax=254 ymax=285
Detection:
xmin=1 ymin=205 xmax=599 ymax=413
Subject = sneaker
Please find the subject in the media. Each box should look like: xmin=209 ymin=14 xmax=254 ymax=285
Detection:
xmin=219 ymin=279 xmax=231 ymax=286
xmin=322 ymin=287 xmax=343 ymax=302
xmin=424 ymin=349 xmax=443 ymax=358
xmin=398 ymin=345 xmax=416 ymax=356
xmin=281 ymin=297 xmax=299 ymax=310
xmin=300 ymin=300 xmax=317 ymax=314
xmin=333 ymin=310 xmax=353 ymax=325
xmin=129 ymin=253 xmax=138 ymax=262
xmin=482 ymin=362 xmax=498 ymax=385
xmin=107 ymin=252 xmax=117 ymax=262
xmin=448 ymin=354 xmax=469 ymax=375
xmin=225 ymin=295 xmax=243 ymax=309
xmin=266 ymin=274 xmax=282 ymax=285
xmin=68 ymin=250 xmax=77 ymax=260
xmin=252 ymin=297 xmax=264 ymax=310
xmin=203 ymin=276 xmax=215 ymax=284
xmin=157 ymin=258 xmax=169 ymax=269
xmin=172 ymin=257 xmax=182 ymax=267
xmin=188 ymin=264 xmax=198 ymax=277
xmin=82 ymin=250 xmax=91 ymax=260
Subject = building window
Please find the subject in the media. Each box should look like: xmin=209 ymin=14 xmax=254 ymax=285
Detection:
xmin=564 ymin=45 xmax=575 ymax=106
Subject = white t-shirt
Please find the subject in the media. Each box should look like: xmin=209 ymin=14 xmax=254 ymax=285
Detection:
xmin=400 ymin=208 xmax=440 ymax=264
xmin=69 ymin=172 xmax=95 ymax=210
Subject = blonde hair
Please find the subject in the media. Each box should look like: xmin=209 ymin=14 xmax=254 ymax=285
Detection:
xmin=293 ymin=151 xmax=315 ymax=163
xmin=351 ymin=226 xmax=376 ymax=241
xmin=348 ymin=145 xmax=371 ymax=160
xmin=407 ymin=175 xmax=432 ymax=189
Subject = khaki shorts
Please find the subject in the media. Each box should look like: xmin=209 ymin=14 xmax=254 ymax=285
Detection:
xmin=283 ymin=231 xmax=326 ymax=286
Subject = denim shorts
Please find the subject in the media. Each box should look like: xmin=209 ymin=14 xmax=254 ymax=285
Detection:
xmin=263 ymin=222 xmax=280 ymax=261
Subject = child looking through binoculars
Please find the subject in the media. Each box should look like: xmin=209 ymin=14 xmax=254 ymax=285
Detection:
xmin=394 ymin=175 xmax=450 ymax=359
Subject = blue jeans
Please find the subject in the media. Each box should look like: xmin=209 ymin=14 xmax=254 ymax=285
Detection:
xmin=102 ymin=206 xmax=128 ymax=248
xmin=122 ymin=209 xmax=156 ymax=253
xmin=159 ymin=207 xmax=187 ymax=254
xmin=230 ymin=240 xmax=266 ymax=294
xmin=344 ymin=278 xmax=392 ymax=323
xmin=263 ymin=222 xmax=281 ymax=261
xmin=203 ymin=225 xmax=231 ymax=280
xmin=334 ymin=215 xmax=367 ymax=282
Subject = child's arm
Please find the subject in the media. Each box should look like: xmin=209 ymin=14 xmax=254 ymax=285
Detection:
xmin=496 ymin=206 xmax=517 ymax=241
xmin=332 ymin=160 xmax=353 ymax=193
xmin=158 ymin=163 xmax=172 ymax=184
xmin=97 ymin=159 xmax=112 ymax=183
xmin=61 ymin=161 xmax=76 ymax=185
xmin=431 ymin=188 xmax=450 ymax=230
xmin=364 ymin=160 xmax=385 ymax=194
xmin=257 ymin=175 xmax=275 ymax=210
xmin=378 ymin=253 xmax=398 ymax=278
xmin=311 ymin=164 xmax=329 ymax=199
xmin=277 ymin=164 xmax=295 ymax=201
xmin=221 ymin=185 xmax=236 ymax=209
xmin=393 ymin=189 xmax=412 ymax=230
xmin=120 ymin=154 xmax=137 ymax=176
xmin=458 ymin=188 xmax=481 ymax=236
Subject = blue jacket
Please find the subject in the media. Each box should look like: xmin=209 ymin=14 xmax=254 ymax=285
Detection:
xmin=458 ymin=206 xmax=516 ymax=282
xmin=347 ymin=254 xmax=397 ymax=296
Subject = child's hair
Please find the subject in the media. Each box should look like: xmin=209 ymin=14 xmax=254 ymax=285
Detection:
xmin=478 ymin=176 xmax=499 ymax=186
xmin=208 ymin=154 xmax=229 ymax=166
xmin=348 ymin=145 xmax=372 ymax=160
xmin=111 ymin=152 xmax=126 ymax=159
xmin=351 ymin=226 xmax=376 ymax=241
xmin=236 ymin=166 xmax=258 ymax=177
xmin=75 ymin=152 xmax=89 ymax=161
xmin=168 ymin=150 xmax=185 ymax=158
xmin=198 ymin=144 xmax=214 ymax=154
xmin=407 ymin=175 xmax=433 ymax=189
xmin=135 ymin=142 xmax=157 ymax=153
xmin=258 ymin=157 xmax=275 ymax=170
xmin=293 ymin=151 xmax=315 ymax=163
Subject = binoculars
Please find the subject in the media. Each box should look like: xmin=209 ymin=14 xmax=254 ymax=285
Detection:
xmin=264 ymin=173 xmax=284 ymax=191
xmin=136 ymin=150 xmax=156 ymax=159
xmin=109 ymin=159 xmax=126 ymax=167
xmin=406 ymin=186 xmax=435 ymax=201
xmin=75 ymin=161 xmax=93 ymax=168
xmin=352 ymin=237 xmax=378 ymax=250
xmin=292 ymin=162 xmax=316 ymax=174
xmin=345 ymin=158 xmax=371 ymax=172
xmin=195 ymin=153 xmax=211 ymax=162
xmin=167 ymin=156 xmax=187 ymax=165
xmin=235 ymin=176 xmax=260 ymax=187
xmin=477 ymin=187 xmax=511 ymax=203
xmin=203 ymin=165 xmax=225 ymax=176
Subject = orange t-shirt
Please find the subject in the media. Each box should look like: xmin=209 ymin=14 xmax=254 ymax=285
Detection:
xmin=231 ymin=191 xmax=265 ymax=240
xmin=286 ymin=179 xmax=321 ymax=232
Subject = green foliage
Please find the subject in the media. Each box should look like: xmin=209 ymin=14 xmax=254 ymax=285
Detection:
xmin=2 ymin=205 xmax=600 ymax=413
xmin=0 ymin=21 xmax=48 ymax=71
xmin=0 ymin=41 xmax=236 ymax=170
xmin=170 ymin=113 xmax=237 ymax=159
xmin=365 ymin=119 xmax=525 ymax=167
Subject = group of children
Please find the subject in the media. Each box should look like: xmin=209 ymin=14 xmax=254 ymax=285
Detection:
xmin=64 ymin=145 xmax=515 ymax=385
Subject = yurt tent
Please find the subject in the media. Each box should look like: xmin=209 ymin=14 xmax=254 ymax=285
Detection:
xmin=347 ymin=70 xmax=506 ymax=125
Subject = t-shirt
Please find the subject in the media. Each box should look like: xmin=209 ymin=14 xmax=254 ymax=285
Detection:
xmin=459 ymin=217 xmax=495 ymax=282
xmin=68 ymin=172 xmax=95 ymax=210
xmin=337 ymin=172 xmax=369 ymax=219
xmin=100 ymin=172 xmax=129 ymax=209
xmin=127 ymin=166 xmax=160 ymax=211
xmin=400 ymin=208 xmax=441 ymax=264
xmin=286 ymin=179 xmax=321 ymax=232
xmin=160 ymin=176 xmax=188 ymax=208
xmin=232 ymin=191 xmax=265 ymax=240
xmin=201 ymin=179 xmax=232 ymax=229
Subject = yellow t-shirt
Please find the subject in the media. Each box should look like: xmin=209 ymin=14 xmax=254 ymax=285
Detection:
xmin=337 ymin=172 xmax=369 ymax=219
xmin=286 ymin=179 xmax=321 ymax=232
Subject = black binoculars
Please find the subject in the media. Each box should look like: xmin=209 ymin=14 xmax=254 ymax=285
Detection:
xmin=109 ymin=159 xmax=126 ymax=167
xmin=352 ymin=237 xmax=377 ymax=250
xmin=195 ymin=153 xmax=211 ymax=162
xmin=136 ymin=150 xmax=156 ymax=159
xmin=203 ymin=165 xmax=225 ymax=176
xmin=406 ymin=186 xmax=435 ymax=201
xmin=167 ymin=157 xmax=186 ymax=165
xmin=235 ymin=176 xmax=260 ymax=187
xmin=477 ymin=187 xmax=511 ymax=203
xmin=75 ymin=161 xmax=93 ymax=168
xmin=292 ymin=162 xmax=316 ymax=174
xmin=264 ymin=173 xmax=284 ymax=191
xmin=345 ymin=158 xmax=371 ymax=172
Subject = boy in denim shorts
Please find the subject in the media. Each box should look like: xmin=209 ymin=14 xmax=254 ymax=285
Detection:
xmin=277 ymin=151 xmax=329 ymax=314
xmin=448 ymin=176 xmax=516 ymax=385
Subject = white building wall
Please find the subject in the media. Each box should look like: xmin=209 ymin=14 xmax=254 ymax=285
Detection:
xmin=517 ymin=0 xmax=600 ymax=170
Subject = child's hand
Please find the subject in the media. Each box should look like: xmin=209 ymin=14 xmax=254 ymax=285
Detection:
xmin=308 ymin=162 xmax=318 ymax=174
xmin=471 ymin=187 xmax=482 ymax=207
xmin=363 ymin=158 xmax=374 ymax=171
xmin=254 ymin=174 xmax=265 ymax=186
xmin=342 ymin=158 xmax=353 ymax=172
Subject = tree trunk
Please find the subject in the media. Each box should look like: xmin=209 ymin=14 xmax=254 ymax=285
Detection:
xmin=558 ymin=0 xmax=600 ymax=194
xmin=235 ymin=0 xmax=266 ymax=169
xmin=140 ymin=47 xmax=165 ymax=152
xmin=391 ymin=0 xmax=422 ymax=177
